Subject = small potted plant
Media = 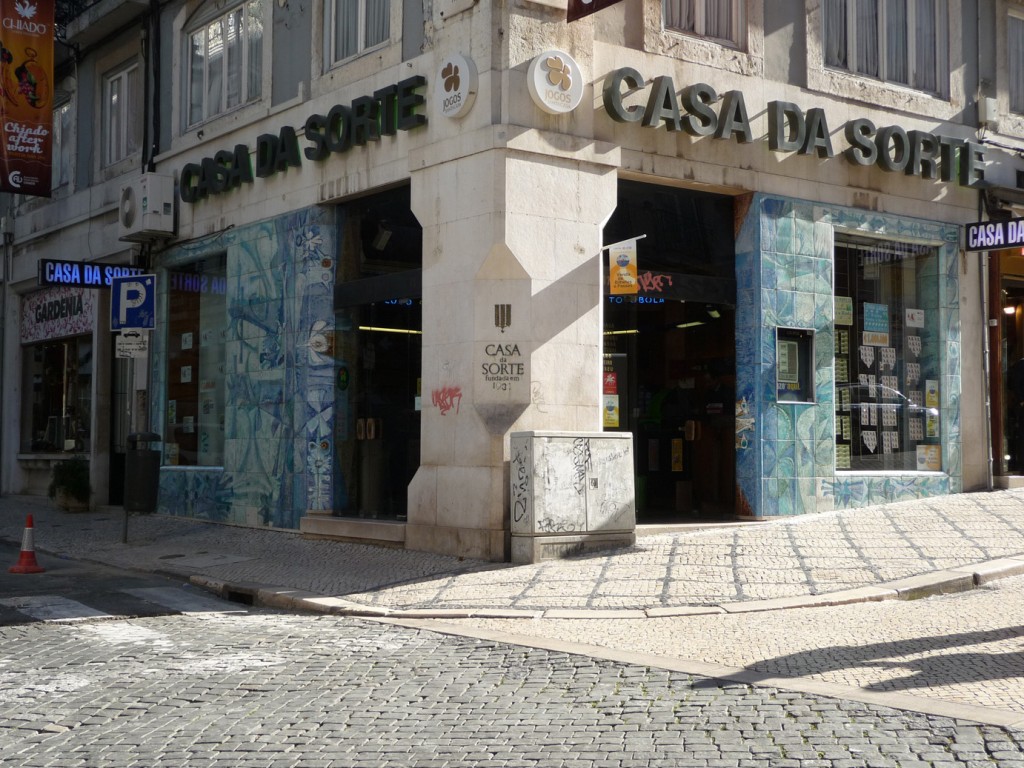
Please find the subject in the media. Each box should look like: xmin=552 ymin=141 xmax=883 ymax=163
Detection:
xmin=48 ymin=456 xmax=91 ymax=512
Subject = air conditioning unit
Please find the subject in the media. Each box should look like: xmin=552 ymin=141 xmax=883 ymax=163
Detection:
xmin=118 ymin=173 xmax=177 ymax=242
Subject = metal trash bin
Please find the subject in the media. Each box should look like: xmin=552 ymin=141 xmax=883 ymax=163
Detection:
xmin=124 ymin=432 xmax=161 ymax=513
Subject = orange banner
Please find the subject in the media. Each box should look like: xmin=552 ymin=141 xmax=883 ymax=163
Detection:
xmin=0 ymin=0 xmax=53 ymax=197
xmin=608 ymin=239 xmax=638 ymax=295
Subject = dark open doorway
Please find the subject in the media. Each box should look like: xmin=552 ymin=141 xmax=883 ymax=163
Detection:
xmin=602 ymin=180 xmax=737 ymax=522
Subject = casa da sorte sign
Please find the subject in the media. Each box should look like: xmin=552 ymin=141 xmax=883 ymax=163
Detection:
xmin=180 ymin=56 xmax=989 ymax=207
xmin=179 ymin=76 xmax=426 ymax=204
xmin=602 ymin=68 xmax=986 ymax=188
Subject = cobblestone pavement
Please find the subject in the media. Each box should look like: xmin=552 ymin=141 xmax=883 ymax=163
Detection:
xmin=4 ymin=490 xmax=1024 ymax=613
xmin=3 ymin=608 xmax=1024 ymax=767
xmin=431 ymin=573 xmax=1024 ymax=724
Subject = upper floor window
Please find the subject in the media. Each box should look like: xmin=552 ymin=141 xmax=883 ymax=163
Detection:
xmin=1010 ymin=12 xmax=1024 ymax=114
xmin=187 ymin=0 xmax=263 ymax=127
xmin=52 ymin=100 xmax=72 ymax=189
xmin=823 ymin=0 xmax=945 ymax=94
xmin=664 ymin=0 xmax=744 ymax=47
xmin=103 ymin=63 xmax=141 ymax=166
xmin=327 ymin=0 xmax=389 ymax=65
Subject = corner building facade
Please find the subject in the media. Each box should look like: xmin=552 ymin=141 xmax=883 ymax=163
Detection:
xmin=8 ymin=0 xmax=1023 ymax=562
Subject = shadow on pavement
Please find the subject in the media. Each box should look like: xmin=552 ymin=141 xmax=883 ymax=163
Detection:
xmin=722 ymin=624 xmax=1024 ymax=693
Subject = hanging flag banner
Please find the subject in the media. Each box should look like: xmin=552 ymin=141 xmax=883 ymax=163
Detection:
xmin=608 ymin=239 xmax=638 ymax=295
xmin=0 ymin=0 xmax=54 ymax=197
xmin=567 ymin=0 xmax=625 ymax=22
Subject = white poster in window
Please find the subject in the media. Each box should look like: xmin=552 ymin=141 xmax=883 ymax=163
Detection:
xmin=181 ymin=332 xmax=193 ymax=351
xmin=180 ymin=365 xmax=192 ymax=384
xmin=183 ymin=416 xmax=194 ymax=434
xmin=777 ymin=339 xmax=799 ymax=384
xmin=859 ymin=345 xmax=875 ymax=368
xmin=925 ymin=380 xmax=939 ymax=408
xmin=880 ymin=348 xmax=896 ymax=370
xmin=861 ymin=430 xmax=877 ymax=453
xmin=835 ymin=296 xmax=853 ymax=326
xmin=909 ymin=418 xmax=924 ymax=441
xmin=200 ymin=379 xmax=217 ymax=416
xmin=836 ymin=444 xmax=851 ymax=469
xmin=198 ymin=431 xmax=211 ymax=459
xmin=916 ymin=444 xmax=941 ymax=471
xmin=167 ymin=400 xmax=177 ymax=425
xmin=165 ymin=443 xmax=180 ymax=465
xmin=882 ymin=405 xmax=897 ymax=427
xmin=835 ymin=358 xmax=849 ymax=383
xmin=905 ymin=308 xmax=925 ymax=328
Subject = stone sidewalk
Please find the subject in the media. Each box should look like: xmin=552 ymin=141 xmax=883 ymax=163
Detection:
xmin=3 ymin=488 xmax=1024 ymax=618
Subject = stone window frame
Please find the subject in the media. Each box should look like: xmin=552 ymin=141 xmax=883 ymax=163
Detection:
xmin=805 ymin=0 xmax=964 ymax=122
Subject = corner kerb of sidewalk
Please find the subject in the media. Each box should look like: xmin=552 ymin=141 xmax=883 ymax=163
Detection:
xmin=190 ymin=555 xmax=1024 ymax=619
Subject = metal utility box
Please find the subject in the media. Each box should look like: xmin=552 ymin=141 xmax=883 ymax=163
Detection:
xmin=510 ymin=431 xmax=635 ymax=563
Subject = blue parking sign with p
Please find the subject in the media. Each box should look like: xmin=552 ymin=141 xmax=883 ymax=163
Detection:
xmin=111 ymin=274 xmax=156 ymax=331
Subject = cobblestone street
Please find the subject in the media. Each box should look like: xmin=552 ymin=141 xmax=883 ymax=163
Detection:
xmin=434 ymin=574 xmax=1024 ymax=725
xmin=3 ymin=607 xmax=1024 ymax=767
xmin=4 ymin=490 xmax=1024 ymax=763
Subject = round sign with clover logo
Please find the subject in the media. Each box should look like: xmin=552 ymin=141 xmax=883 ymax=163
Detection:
xmin=437 ymin=53 xmax=477 ymax=119
xmin=527 ymin=49 xmax=584 ymax=115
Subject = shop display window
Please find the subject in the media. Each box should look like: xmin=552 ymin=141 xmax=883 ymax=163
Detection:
xmin=833 ymin=237 xmax=941 ymax=472
xmin=22 ymin=336 xmax=92 ymax=453
xmin=165 ymin=254 xmax=226 ymax=466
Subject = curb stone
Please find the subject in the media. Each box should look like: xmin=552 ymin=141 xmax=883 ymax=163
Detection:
xmin=190 ymin=556 xmax=1024 ymax=619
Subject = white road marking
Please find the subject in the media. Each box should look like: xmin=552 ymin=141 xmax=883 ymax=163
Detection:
xmin=123 ymin=586 xmax=249 ymax=616
xmin=0 ymin=595 xmax=110 ymax=623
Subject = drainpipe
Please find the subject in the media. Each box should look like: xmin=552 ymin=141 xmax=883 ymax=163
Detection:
xmin=0 ymin=208 xmax=10 ymax=493
xmin=978 ymin=1 xmax=994 ymax=491
xmin=980 ymin=214 xmax=994 ymax=491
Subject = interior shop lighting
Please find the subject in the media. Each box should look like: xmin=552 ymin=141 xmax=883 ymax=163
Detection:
xmin=357 ymin=326 xmax=423 ymax=335
xmin=1005 ymin=305 xmax=1017 ymax=315
xmin=675 ymin=321 xmax=704 ymax=329
xmin=603 ymin=329 xmax=640 ymax=335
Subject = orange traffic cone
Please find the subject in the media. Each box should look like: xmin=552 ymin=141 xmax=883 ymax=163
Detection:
xmin=9 ymin=514 xmax=44 ymax=574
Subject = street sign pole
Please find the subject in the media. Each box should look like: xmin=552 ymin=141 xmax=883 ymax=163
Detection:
xmin=110 ymin=274 xmax=156 ymax=543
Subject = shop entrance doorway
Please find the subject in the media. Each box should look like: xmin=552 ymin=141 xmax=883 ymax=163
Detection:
xmin=333 ymin=185 xmax=422 ymax=521
xmin=996 ymin=271 xmax=1024 ymax=476
xmin=602 ymin=181 xmax=738 ymax=522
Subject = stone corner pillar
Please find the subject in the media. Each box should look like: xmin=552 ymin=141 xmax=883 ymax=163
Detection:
xmin=405 ymin=134 xmax=619 ymax=562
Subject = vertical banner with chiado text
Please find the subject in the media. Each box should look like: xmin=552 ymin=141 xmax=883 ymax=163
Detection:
xmin=0 ymin=0 xmax=53 ymax=197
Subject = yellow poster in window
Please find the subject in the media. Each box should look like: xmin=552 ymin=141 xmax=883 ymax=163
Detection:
xmin=608 ymin=240 xmax=638 ymax=295
xmin=603 ymin=394 xmax=619 ymax=428
xmin=671 ymin=438 xmax=683 ymax=472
